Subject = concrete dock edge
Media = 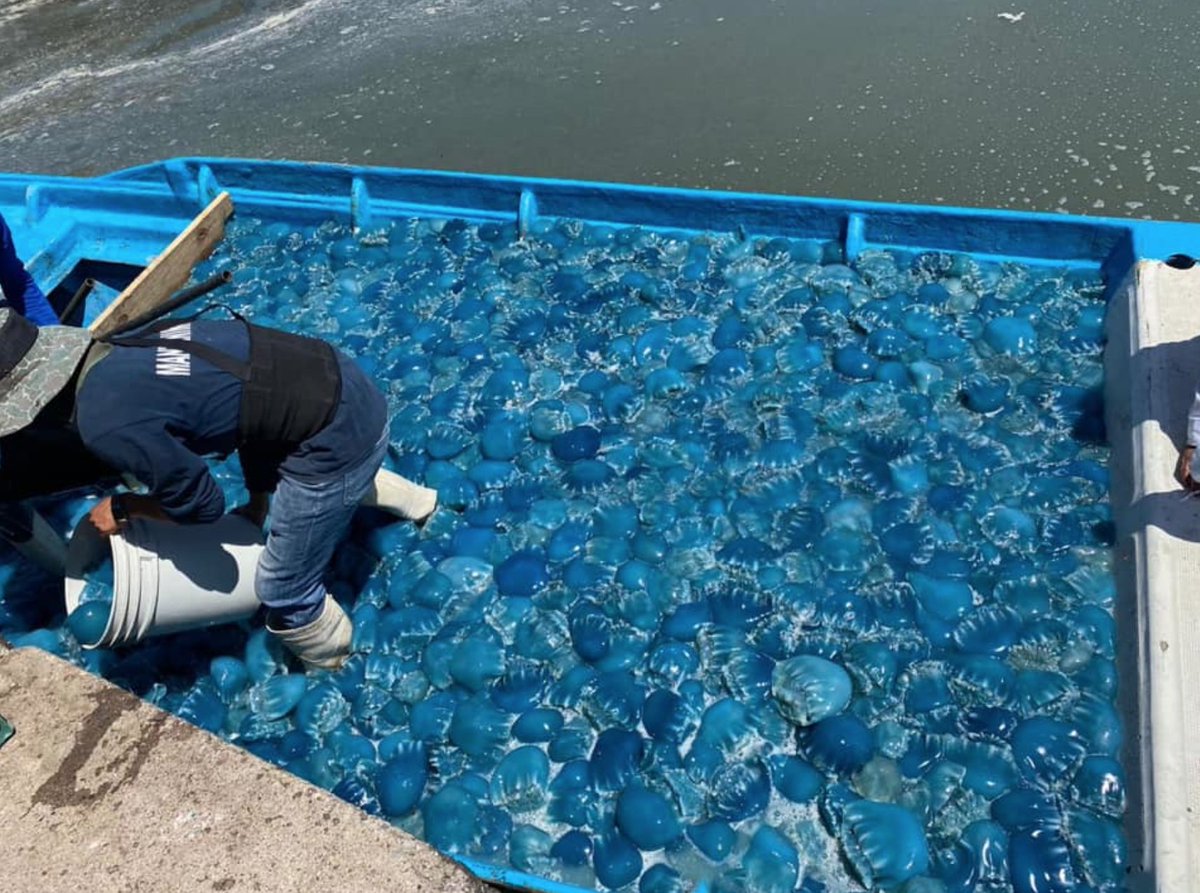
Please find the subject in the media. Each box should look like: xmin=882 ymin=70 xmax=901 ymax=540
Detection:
xmin=0 ymin=642 xmax=486 ymax=893
xmin=1106 ymin=260 xmax=1200 ymax=893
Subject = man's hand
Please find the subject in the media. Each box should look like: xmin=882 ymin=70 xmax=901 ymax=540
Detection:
xmin=88 ymin=494 xmax=168 ymax=536
xmin=88 ymin=497 xmax=122 ymax=536
xmin=233 ymin=491 xmax=270 ymax=528
xmin=1176 ymin=446 xmax=1198 ymax=491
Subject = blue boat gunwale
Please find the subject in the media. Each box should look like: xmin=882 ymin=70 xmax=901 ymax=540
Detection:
xmin=2 ymin=157 xmax=1198 ymax=299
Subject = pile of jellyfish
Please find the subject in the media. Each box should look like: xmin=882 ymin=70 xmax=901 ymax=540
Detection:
xmin=0 ymin=212 xmax=1126 ymax=893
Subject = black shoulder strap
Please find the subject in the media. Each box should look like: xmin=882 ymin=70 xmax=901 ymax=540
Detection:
xmin=104 ymin=303 xmax=252 ymax=381
xmin=104 ymin=302 xmax=246 ymax=338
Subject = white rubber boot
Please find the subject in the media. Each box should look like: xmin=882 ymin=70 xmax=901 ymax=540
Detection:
xmin=10 ymin=509 xmax=68 ymax=577
xmin=362 ymin=469 xmax=437 ymax=522
xmin=268 ymin=595 xmax=352 ymax=671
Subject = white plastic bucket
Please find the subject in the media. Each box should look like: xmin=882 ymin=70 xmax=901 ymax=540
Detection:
xmin=64 ymin=514 xmax=265 ymax=649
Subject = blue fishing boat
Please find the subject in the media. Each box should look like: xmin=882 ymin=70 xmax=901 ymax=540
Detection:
xmin=1 ymin=157 xmax=1197 ymax=893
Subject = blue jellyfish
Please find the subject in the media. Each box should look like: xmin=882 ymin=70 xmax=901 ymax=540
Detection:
xmin=294 ymin=682 xmax=350 ymax=736
xmin=771 ymin=655 xmax=853 ymax=726
xmin=709 ymin=760 xmax=771 ymax=822
xmin=590 ymin=728 xmax=646 ymax=792
xmin=513 ymin=708 xmax=564 ymax=744
xmin=569 ymin=603 xmax=612 ymax=663
xmin=983 ymin=316 xmax=1038 ymax=357
xmin=448 ymin=695 xmax=510 ymax=762
xmin=593 ymin=831 xmax=643 ymax=890
xmin=510 ymin=824 xmax=554 ymax=874
xmin=769 ymin=755 xmax=823 ymax=803
xmin=1070 ymin=755 xmax=1126 ymax=818
xmin=66 ymin=601 xmax=110 ymax=646
xmin=552 ymin=425 xmax=602 ymax=462
xmin=686 ymin=821 xmax=735 ymax=862
xmin=548 ymin=760 xmax=598 ymax=827
xmin=580 ymin=670 xmax=645 ymax=728
xmin=494 ymin=549 xmax=550 ymax=597
xmin=377 ymin=742 xmax=429 ymax=817
xmin=804 ymin=714 xmax=875 ymax=775
xmin=695 ymin=698 xmax=756 ymax=756
xmin=210 ymin=656 xmax=250 ymax=702
xmin=421 ymin=784 xmax=479 ymax=853
xmin=642 ymin=690 xmax=698 ymax=746
xmin=961 ymin=373 xmax=1011 ymax=414
xmin=473 ymin=805 xmax=513 ymax=858
xmin=1011 ymin=717 xmax=1087 ymax=786
xmin=490 ymin=745 xmax=551 ymax=812
xmin=615 ymin=784 xmax=683 ymax=851
xmin=910 ymin=571 xmax=974 ymax=622
xmin=449 ymin=634 xmax=506 ymax=692
xmin=963 ymin=820 xmax=1009 ymax=889
xmin=332 ymin=774 xmax=381 ymax=816
xmin=551 ymin=830 xmax=594 ymax=867
xmin=249 ymin=674 xmax=308 ymax=721
xmin=741 ymin=826 xmax=800 ymax=893
xmin=177 ymin=684 xmax=227 ymax=733
xmin=839 ymin=800 xmax=930 ymax=889
xmin=990 ymin=789 xmax=1061 ymax=832
xmin=953 ymin=604 xmax=1023 ymax=655
xmin=1008 ymin=827 xmax=1077 ymax=893
xmin=1063 ymin=807 xmax=1126 ymax=891
xmin=833 ymin=346 xmax=878 ymax=380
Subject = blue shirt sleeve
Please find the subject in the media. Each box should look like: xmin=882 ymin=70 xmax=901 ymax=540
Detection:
xmin=0 ymin=213 xmax=57 ymax=325
xmin=82 ymin=421 xmax=226 ymax=523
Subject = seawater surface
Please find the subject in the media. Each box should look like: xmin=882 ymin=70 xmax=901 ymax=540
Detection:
xmin=0 ymin=213 xmax=1124 ymax=893
xmin=0 ymin=0 xmax=1198 ymax=221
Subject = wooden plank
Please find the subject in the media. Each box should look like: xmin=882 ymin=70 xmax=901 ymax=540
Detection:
xmin=89 ymin=191 xmax=233 ymax=338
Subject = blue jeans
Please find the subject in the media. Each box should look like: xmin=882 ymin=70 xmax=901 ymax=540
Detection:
xmin=255 ymin=427 xmax=388 ymax=628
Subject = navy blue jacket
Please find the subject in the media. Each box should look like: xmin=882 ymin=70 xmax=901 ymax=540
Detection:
xmin=75 ymin=319 xmax=388 ymax=523
xmin=0 ymin=213 xmax=58 ymax=326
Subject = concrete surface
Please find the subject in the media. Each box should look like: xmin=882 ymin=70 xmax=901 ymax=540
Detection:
xmin=0 ymin=642 xmax=486 ymax=893
xmin=1106 ymin=260 xmax=1200 ymax=893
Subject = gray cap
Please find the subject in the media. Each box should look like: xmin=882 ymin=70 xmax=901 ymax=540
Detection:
xmin=0 ymin=308 xmax=93 ymax=438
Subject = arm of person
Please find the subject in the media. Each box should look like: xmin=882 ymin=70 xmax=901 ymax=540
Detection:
xmin=88 ymin=492 xmax=170 ymax=535
xmin=0 ymin=213 xmax=57 ymax=325
xmin=83 ymin=424 xmax=226 ymax=534
xmin=1176 ymin=384 xmax=1200 ymax=490
xmin=234 ymin=443 xmax=283 ymax=527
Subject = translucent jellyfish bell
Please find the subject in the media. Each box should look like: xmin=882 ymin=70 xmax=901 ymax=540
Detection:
xmin=615 ymin=784 xmax=683 ymax=851
xmin=1011 ymin=717 xmax=1087 ymax=786
xmin=740 ymin=826 xmax=800 ymax=893
xmin=494 ymin=549 xmax=550 ymax=598
xmin=590 ymin=728 xmax=646 ymax=792
xmin=1069 ymin=755 xmax=1126 ymax=817
xmin=67 ymin=601 xmax=110 ymax=646
xmin=248 ymin=674 xmax=308 ymax=721
xmin=641 ymin=690 xmax=698 ymax=746
xmin=593 ymin=830 xmax=643 ymax=890
xmin=210 ymin=656 xmax=250 ymax=703
xmin=770 ymin=655 xmax=853 ymax=726
xmin=421 ymin=783 xmax=480 ymax=853
xmin=448 ymin=694 xmax=510 ymax=763
xmin=490 ymin=745 xmax=551 ymax=813
xmin=510 ymin=824 xmax=555 ymax=874
xmin=708 ymin=760 xmax=770 ymax=822
xmin=804 ymin=714 xmax=875 ymax=775
xmin=294 ymin=682 xmax=350 ymax=736
xmin=377 ymin=742 xmax=428 ymax=817
xmin=1063 ymin=806 xmax=1126 ymax=891
xmin=839 ymin=800 xmax=930 ymax=889
xmin=1008 ymin=826 xmax=1078 ymax=893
